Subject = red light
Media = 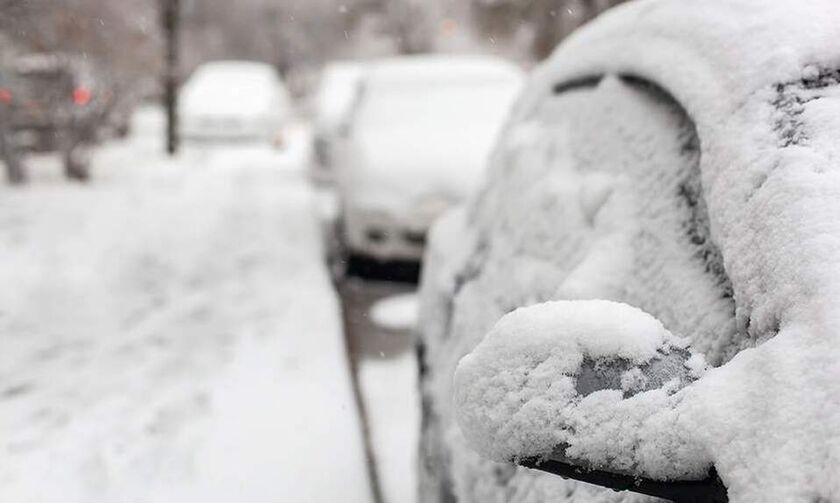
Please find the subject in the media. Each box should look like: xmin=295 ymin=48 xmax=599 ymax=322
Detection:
xmin=0 ymin=87 xmax=11 ymax=104
xmin=72 ymin=87 xmax=91 ymax=105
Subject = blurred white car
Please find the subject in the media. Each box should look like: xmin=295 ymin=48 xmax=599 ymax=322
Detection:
xmin=179 ymin=60 xmax=291 ymax=142
xmin=337 ymin=55 xmax=523 ymax=266
xmin=311 ymin=61 xmax=365 ymax=183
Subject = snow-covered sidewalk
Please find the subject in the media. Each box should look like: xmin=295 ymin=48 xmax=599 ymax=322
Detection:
xmin=0 ymin=110 xmax=373 ymax=503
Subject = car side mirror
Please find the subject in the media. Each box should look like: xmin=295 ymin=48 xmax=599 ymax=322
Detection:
xmin=454 ymin=300 xmax=728 ymax=502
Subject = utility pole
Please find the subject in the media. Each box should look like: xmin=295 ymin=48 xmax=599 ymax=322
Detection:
xmin=161 ymin=0 xmax=180 ymax=155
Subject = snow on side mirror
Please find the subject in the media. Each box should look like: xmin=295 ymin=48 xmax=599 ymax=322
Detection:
xmin=454 ymin=300 xmax=727 ymax=501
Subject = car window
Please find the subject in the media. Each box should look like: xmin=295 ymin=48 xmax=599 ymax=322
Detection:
xmin=421 ymin=73 xmax=745 ymax=501
xmin=13 ymin=70 xmax=73 ymax=101
xmin=466 ymin=74 xmax=738 ymax=367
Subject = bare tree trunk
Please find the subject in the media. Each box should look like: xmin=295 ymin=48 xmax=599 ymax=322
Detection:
xmin=389 ymin=1 xmax=432 ymax=54
xmin=530 ymin=0 xmax=564 ymax=61
xmin=161 ymin=0 xmax=180 ymax=156
xmin=471 ymin=0 xmax=629 ymax=62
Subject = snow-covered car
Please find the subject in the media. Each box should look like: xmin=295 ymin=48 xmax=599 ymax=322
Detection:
xmin=336 ymin=55 xmax=523 ymax=267
xmin=418 ymin=1 xmax=840 ymax=502
xmin=311 ymin=61 xmax=365 ymax=184
xmin=179 ymin=61 xmax=292 ymax=142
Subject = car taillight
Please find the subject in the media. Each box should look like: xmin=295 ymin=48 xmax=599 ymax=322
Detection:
xmin=0 ymin=87 xmax=11 ymax=104
xmin=72 ymin=86 xmax=91 ymax=106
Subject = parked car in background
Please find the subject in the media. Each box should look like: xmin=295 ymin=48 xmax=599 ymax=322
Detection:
xmin=335 ymin=55 xmax=523 ymax=272
xmin=2 ymin=53 xmax=112 ymax=180
xmin=179 ymin=60 xmax=292 ymax=143
xmin=311 ymin=61 xmax=365 ymax=184
xmin=418 ymin=0 xmax=840 ymax=502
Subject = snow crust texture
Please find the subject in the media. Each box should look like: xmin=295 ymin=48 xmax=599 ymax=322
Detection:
xmin=419 ymin=1 xmax=840 ymax=502
xmin=454 ymin=300 xmax=705 ymax=480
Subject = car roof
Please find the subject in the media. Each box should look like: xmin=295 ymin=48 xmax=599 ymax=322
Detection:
xmin=521 ymin=0 xmax=840 ymax=133
xmin=13 ymin=53 xmax=88 ymax=75
xmin=365 ymin=54 xmax=522 ymax=87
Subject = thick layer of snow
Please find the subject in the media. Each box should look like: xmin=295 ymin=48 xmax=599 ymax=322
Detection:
xmin=370 ymin=293 xmax=419 ymax=332
xmin=455 ymin=300 xmax=705 ymax=477
xmin=420 ymin=1 xmax=840 ymax=501
xmin=0 ymin=109 xmax=372 ymax=503
xmin=422 ymin=73 xmax=727 ymax=502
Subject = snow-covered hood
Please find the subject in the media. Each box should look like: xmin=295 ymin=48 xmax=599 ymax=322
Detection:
xmin=344 ymin=124 xmax=500 ymax=208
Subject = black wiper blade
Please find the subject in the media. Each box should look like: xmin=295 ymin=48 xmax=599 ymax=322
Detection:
xmin=520 ymin=456 xmax=728 ymax=503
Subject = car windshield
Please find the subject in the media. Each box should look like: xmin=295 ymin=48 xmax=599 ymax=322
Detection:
xmin=181 ymin=62 xmax=281 ymax=114
xmin=12 ymin=70 xmax=73 ymax=102
xmin=314 ymin=64 xmax=364 ymax=130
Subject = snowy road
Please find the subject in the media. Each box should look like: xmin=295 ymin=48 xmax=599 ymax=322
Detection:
xmin=0 ymin=109 xmax=373 ymax=502
xmin=339 ymin=279 xmax=420 ymax=503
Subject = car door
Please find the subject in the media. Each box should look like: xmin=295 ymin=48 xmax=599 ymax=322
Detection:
xmin=421 ymin=73 xmax=739 ymax=503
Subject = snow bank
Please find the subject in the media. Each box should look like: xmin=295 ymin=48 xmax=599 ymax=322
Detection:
xmin=420 ymin=0 xmax=840 ymax=501
xmin=0 ymin=122 xmax=371 ymax=502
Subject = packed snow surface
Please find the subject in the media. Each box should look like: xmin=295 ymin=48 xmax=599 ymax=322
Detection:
xmin=370 ymin=293 xmax=419 ymax=332
xmin=419 ymin=0 xmax=840 ymax=502
xmin=0 ymin=108 xmax=371 ymax=503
